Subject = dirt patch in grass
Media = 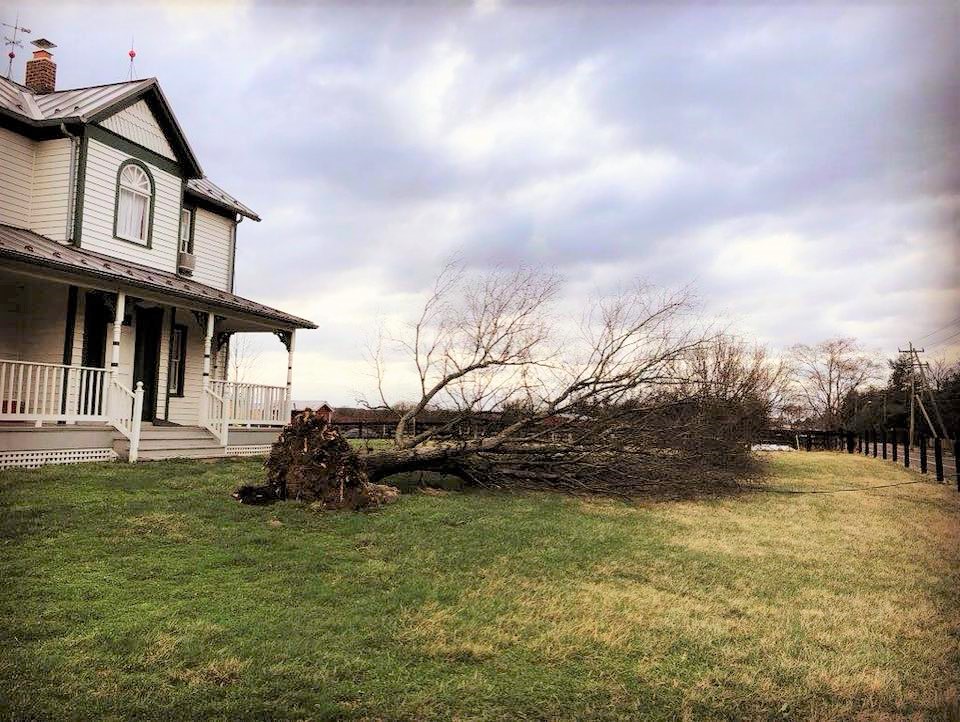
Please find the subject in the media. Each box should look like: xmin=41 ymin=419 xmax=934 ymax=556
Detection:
xmin=119 ymin=512 xmax=195 ymax=542
xmin=169 ymin=658 xmax=249 ymax=687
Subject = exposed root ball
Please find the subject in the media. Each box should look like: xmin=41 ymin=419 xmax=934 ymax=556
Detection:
xmin=234 ymin=410 xmax=398 ymax=510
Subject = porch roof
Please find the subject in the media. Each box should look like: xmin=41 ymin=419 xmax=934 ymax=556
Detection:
xmin=0 ymin=224 xmax=316 ymax=330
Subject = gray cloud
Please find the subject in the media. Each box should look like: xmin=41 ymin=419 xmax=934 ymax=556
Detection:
xmin=6 ymin=0 xmax=958 ymax=401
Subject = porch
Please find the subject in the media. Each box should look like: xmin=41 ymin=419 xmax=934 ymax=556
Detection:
xmin=0 ymin=225 xmax=315 ymax=468
xmin=0 ymin=356 xmax=292 ymax=466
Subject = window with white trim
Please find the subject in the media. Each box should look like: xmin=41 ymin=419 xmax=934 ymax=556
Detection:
xmin=115 ymin=163 xmax=153 ymax=244
xmin=168 ymin=325 xmax=187 ymax=396
xmin=180 ymin=208 xmax=193 ymax=253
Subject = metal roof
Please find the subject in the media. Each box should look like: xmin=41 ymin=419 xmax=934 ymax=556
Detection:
xmin=0 ymin=224 xmax=316 ymax=330
xmin=186 ymin=177 xmax=261 ymax=222
xmin=1 ymin=74 xmax=152 ymax=124
xmin=0 ymin=75 xmax=260 ymax=220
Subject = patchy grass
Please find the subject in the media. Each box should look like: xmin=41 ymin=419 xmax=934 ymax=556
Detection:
xmin=0 ymin=453 xmax=958 ymax=719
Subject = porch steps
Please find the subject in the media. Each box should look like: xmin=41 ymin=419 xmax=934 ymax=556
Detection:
xmin=113 ymin=424 xmax=226 ymax=461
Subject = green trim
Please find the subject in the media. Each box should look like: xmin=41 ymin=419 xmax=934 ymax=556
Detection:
xmin=228 ymin=221 xmax=237 ymax=292
xmin=179 ymin=204 xmax=196 ymax=255
xmin=177 ymin=177 xmax=197 ymax=255
xmin=164 ymin=308 xmax=175 ymax=418
xmin=87 ymin=125 xmax=182 ymax=177
xmin=72 ymin=131 xmax=88 ymax=247
xmin=1 ymin=82 xmax=202 ymax=176
xmin=112 ymin=159 xmax=156 ymax=249
xmin=85 ymin=84 xmax=203 ymax=178
xmin=183 ymin=189 xmax=251 ymax=221
xmin=61 ymin=285 xmax=79 ymax=365
xmin=86 ymin=87 xmax=150 ymax=125
xmin=177 ymin=178 xmax=186 ymax=252
xmin=59 ymin=286 xmax=79 ymax=417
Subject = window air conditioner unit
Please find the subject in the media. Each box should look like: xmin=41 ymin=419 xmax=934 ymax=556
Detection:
xmin=177 ymin=251 xmax=196 ymax=274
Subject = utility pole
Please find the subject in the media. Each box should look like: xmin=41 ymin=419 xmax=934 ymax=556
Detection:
xmin=911 ymin=346 xmax=950 ymax=439
xmin=908 ymin=374 xmax=915 ymax=447
xmin=899 ymin=342 xmax=949 ymax=441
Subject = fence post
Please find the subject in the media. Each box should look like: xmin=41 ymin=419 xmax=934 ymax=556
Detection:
xmin=805 ymin=434 xmax=812 ymax=452
xmin=919 ymin=434 xmax=927 ymax=474
xmin=881 ymin=430 xmax=887 ymax=459
xmin=934 ymin=437 xmax=943 ymax=482
xmin=955 ymin=439 xmax=960 ymax=492
xmin=892 ymin=430 xmax=898 ymax=462
xmin=904 ymin=432 xmax=910 ymax=469
xmin=872 ymin=431 xmax=877 ymax=457
xmin=847 ymin=431 xmax=855 ymax=454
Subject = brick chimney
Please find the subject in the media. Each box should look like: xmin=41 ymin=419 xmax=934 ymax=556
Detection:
xmin=25 ymin=39 xmax=57 ymax=94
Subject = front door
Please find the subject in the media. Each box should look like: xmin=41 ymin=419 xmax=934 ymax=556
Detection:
xmin=132 ymin=307 xmax=163 ymax=422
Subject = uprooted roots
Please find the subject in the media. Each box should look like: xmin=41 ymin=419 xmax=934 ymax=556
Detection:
xmin=233 ymin=410 xmax=398 ymax=510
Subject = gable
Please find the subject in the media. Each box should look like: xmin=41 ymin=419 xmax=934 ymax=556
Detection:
xmin=98 ymin=100 xmax=176 ymax=161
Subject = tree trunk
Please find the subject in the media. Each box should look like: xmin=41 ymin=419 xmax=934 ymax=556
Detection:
xmin=364 ymin=444 xmax=485 ymax=484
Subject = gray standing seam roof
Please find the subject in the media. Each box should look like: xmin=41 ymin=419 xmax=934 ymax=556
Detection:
xmin=0 ymin=75 xmax=260 ymax=221
xmin=186 ymin=177 xmax=261 ymax=222
xmin=0 ymin=224 xmax=316 ymax=330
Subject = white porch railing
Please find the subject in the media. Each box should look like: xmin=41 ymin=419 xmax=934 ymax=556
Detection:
xmin=210 ymin=381 xmax=289 ymax=427
xmin=201 ymin=385 xmax=230 ymax=446
xmin=0 ymin=359 xmax=108 ymax=425
xmin=109 ymin=379 xmax=144 ymax=462
xmin=0 ymin=359 xmax=144 ymax=462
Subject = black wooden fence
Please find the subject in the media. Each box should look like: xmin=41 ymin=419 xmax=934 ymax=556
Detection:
xmin=778 ymin=428 xmax=960 ymax=490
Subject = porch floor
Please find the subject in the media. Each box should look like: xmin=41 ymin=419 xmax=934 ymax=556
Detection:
xmin=0 ymin=422 xmax=280 ymax=464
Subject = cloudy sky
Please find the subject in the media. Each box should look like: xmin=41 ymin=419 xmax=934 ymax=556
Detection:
xmin=6 ymin=1 xmax=958 ymax=403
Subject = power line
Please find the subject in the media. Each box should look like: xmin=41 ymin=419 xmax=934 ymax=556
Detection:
xmin=917 ymin=317 xmax=960 ymax=343
xmin=926 ymin=328 xmax=960 ymax=351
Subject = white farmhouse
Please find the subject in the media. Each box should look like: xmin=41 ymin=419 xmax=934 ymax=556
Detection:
xmin=0 ymin=41 xmax=316 ymax=467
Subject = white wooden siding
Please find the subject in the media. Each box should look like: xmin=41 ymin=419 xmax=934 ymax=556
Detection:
xmin=80 ymin=139 xmax=181 ymax=271
xmin=99 ymin=100 xmax=176 ymax=160
xmin=166 ymin=315 xmax=205 ymax=425
xmin=191 ymin=208 xmax=234 ymax=291
xmin=30 ymin=138 xmax=74 ymax=241
xmin=0 ymin=126 xmax=34 ymax=228
xmin=0 ymin=272 xmax=68 ymax=364
xmin=69 ymin=292 xmax=86 ymax=366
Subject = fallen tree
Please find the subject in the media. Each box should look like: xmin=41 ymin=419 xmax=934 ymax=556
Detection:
xmin=240 ymin=265 xmax=782 ymax=504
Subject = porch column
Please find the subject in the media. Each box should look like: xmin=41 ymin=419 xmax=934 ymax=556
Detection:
xmin=110 ymin=291 xmax=126 ymax=380
xmin=202 ymin=312 xmax=214 ymax=389
xmin=104 ymin=290 xmax=125 ymax=423
xmin=200 ymin=312 xmax=214 ymax=425
xmin=286 ymin=329 xmax=296 ymax=421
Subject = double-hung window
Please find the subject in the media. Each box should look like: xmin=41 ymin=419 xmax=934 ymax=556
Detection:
xmin=168 ymin=324 xmax=187 ymax=396
xmin=114 ymin=161 xmax=154 ymax=245
xmin=180 ymin=208 xmax=193 ymax=253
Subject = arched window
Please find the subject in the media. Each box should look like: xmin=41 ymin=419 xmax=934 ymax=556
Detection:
xmin=114 ymin=161 xmax=154 ymax=246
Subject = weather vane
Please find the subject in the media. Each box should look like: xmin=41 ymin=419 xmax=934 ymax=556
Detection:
xmin=2 ymin=11 xmax=31 ymax=79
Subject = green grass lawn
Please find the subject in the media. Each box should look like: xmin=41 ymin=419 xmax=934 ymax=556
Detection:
xmin=1 ymin=453 xmax=958 ymax=720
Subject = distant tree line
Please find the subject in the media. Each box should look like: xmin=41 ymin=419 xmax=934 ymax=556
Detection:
xmin=779 ymin=337 xmax=959 ymax=438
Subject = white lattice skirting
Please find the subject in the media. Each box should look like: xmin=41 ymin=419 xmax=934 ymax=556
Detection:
xmin=225 ymin=445 xmax=273 ymax=457
xmin=0 ymin=448 xmax=119 ymax=470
